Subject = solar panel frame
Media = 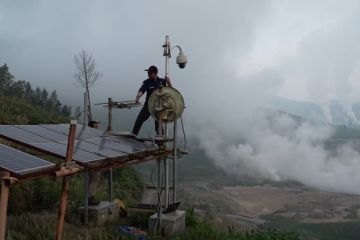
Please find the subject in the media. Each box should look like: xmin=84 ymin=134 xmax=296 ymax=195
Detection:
xmin=0 ymin=144 xmax=55 ymax=175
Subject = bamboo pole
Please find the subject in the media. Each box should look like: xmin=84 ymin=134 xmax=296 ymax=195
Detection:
xmin=55 ymin=121 xmax=77 ymax=240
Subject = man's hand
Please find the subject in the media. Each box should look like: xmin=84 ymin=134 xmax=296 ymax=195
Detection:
xmin=135 ymin=91 xmax=143 ymax=103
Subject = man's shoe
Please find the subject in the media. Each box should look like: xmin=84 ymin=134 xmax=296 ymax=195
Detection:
xmin=88 ymin=196 xmax=100 ymax=206
xmin=117 ymin=131 xmax=136 ymax=138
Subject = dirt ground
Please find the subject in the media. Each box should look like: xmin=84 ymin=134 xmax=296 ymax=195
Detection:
xmin=177 ymin=181 xmax=360 ymax=224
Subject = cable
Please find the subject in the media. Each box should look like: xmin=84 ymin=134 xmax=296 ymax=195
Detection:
xmin=150 ymin=156 xmax=166 ymax=231
xmin=150 ymin=161 xmax=158 ymax=192
xmin=151 ymin=136 xmax=156 ymax=147
xmin=150 ymin=160 xmax=161 ymax=230
xmin=180 ymin=116 xmax=187 ymax=152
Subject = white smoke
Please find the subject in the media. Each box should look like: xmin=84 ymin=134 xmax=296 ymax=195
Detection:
xmin=188 ymin=68 xmax=360 ymax=194
xmin=185 ymin=1 xmax=360 ymax=193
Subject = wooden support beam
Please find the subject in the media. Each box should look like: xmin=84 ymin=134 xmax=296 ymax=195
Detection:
xmin=55 ymin=122 xmax=77 ymax=240
xmin=55 ymin=165 xmax=84 ymax=177
xmin=0 ymin=172 xmax=11 ymax=240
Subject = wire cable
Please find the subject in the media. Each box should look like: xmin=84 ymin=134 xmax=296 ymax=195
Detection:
xmin=151 ymin=156 xmax=166 ymax=231
xmin=180 ymin=116 xmax=187 ymax=152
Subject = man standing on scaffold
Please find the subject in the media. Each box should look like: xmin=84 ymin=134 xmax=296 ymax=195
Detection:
xmin=131 ymin=65 xmax=172 ymax=136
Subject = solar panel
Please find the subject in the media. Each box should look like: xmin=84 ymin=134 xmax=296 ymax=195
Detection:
xmin=75 ymin=125 xmax=110 ymax=140
xmin=74 ymin=140 xmax=128 ymax=158
xmin=0 ymin=144 xmax=55 ymax=175
xmin=16 ymin=125 xmax=68 ymax=142
xmin=41 ymin=124 xmax=110 ymax=140
xmin=108 ymin=136 xmax=156 ymax=150
xmin=39 ymin=124 xmax=71 ymax=135
xmin=0 ymin=125 xmax=49 ymax=143
xmin=32 ymin=142 xmax=106 ymax=163
xmin=86 ymin=138 xmax=144 ymax=154
xmin=0 ymin=124 xmax=158 ymax=164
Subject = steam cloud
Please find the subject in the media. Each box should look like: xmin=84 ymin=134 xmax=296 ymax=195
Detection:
xmin=186 ymin=1 xmax=360 ymax=194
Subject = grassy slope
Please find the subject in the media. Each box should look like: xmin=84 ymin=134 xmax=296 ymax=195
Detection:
xmin=0 ymin=95 xmax=68 ymax=124
xmin=7 ymin=168 xmax=144 ymax=240
xmin=265 ymin=218 xmax=360 ymax=240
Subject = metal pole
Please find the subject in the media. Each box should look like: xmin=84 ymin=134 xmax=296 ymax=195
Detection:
xmin=84 ymin=171 xmax=89 ymax=224
xmin=106 ymin=97 xmax=113 ymax=202
xmin=164 ymin=158 xmax=169 ymax=208
xmin=157 ymin=113 xmax=163 ymax=230
xmin=108 ymin=169 xmax=113 ymax=202
xmin=107 ymin=98 xmax=112 ymax=132
xmin=172 ymin=120 xmax=177 ymax=203
xmin=0 ymin=172 xmax=10 ymax=240
xmin=106 ymin=98 xmax=113 ymax=202
xmin=163 ymin=35 xmax=170 ymax=210
xmin=157 ymin=83 xmax=164 ymax=230
xmin=164 ymin=35 xmax=170 ymax=78
xmin=157 ymin=158 xmax=162 ymax=230
xmin=55 ymin=121 xmax=77 ymax=240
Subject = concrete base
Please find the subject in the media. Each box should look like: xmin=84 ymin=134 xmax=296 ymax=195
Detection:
xmin=148 ymin=210 xmax=185 ymax=237
xmin=78 ymin=201 xmax=119 ymax=225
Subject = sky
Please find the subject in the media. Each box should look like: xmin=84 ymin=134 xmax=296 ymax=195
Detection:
xmin=2 ymin=0 xmax=360 ymax=194
xmin=2 ymin=0 xmax=359 ymax=105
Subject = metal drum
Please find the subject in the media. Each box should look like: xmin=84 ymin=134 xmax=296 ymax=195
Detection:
xmin=147 ymin=86 xmax=185 ymax=123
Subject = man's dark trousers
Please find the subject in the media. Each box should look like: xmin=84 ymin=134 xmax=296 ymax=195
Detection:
xmin=132 ymin=102 xmax=159 ymax=136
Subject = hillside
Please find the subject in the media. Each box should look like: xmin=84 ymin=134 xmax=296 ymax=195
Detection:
xmin=0 ymin=64 xmax=144 ymax=239
xmin=271 ymin=96 xmax=360 ymax=126
xmin=0 ymin=63 xmax=72 ymax=124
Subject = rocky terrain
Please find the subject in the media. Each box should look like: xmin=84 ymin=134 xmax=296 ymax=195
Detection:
xmin=178 ymin=181 xmax=360 ymax=226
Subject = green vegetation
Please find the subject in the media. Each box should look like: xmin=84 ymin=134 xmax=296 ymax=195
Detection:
xmin=265 ymin=217 xmax=360 ymax=240
xmin=7 ymin=212 xmax=123 ymax=240
xmin=8 ymin=167 xmax=143 ymax=215
xmin=0 ymin=63 xmax=72 ymax=124
xmin=172 ymin=224 xmax=301 ymax=240
xmin=169 ymin=208 xmax=302 ymax=240
xmin=7 ymin=206 xmax=303 ymax=240
xmin=7 ymin=168 xmax=144 ymax=239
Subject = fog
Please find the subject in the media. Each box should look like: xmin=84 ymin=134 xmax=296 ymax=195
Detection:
xmin=2 ymin=1 xmax=360 ymax=193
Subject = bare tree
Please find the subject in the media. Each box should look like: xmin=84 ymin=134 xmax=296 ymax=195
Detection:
xmin=74 ymin=50 xmax=102 ymax=122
